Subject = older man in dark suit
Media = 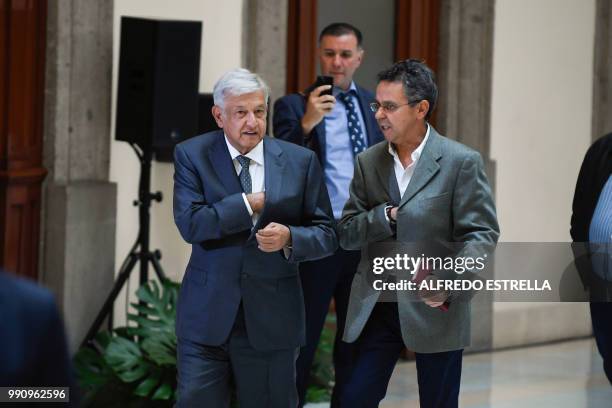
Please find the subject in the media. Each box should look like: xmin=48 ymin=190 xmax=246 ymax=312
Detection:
xmin=173 ymin=68 xmax=337 ymax=407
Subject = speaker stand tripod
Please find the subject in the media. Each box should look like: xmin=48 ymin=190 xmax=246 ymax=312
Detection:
xmin=82 ymin=144 xmax=167 ymax=348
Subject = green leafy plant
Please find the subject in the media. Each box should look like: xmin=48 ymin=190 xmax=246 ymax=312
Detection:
xmin=75 ymin=278 xmax=338 ymax=406
xmin=305 ymin=313 xmax=336 ymax=403
xmin=74 ymin=279 xmax=180 ymax=407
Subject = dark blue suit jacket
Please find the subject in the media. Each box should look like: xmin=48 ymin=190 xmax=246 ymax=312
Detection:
xmin=0 ymin=271 xmax=72 ymax=388
xmin=173 ymin=131 xmax=337 ymax=351
xmin=272 ymin=84 xmax=384 ymax=164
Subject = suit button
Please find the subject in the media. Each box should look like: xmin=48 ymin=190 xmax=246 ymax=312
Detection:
xmin=242 ymin=273 xmax=249 ymax=279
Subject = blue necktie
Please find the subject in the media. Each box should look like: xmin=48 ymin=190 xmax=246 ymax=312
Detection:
xmin=236 ymin=155 xmax=252 ymax=194
xmin=337 ymin=91 xmax=366 ymax=155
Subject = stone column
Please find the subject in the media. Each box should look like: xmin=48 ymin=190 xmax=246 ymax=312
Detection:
xmin=592 ymin=0 xmax=612 ymax=142
xmin=42 ymin=0 xmax=117 ymax=352
xmin=437 ymin=0 xmax=496 ymax=353
xmin=242 ymin=0 xmax=288 ymax=123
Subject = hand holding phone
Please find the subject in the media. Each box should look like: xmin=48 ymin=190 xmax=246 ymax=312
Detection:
xmin=301 ymin=76 xmax=336 ymax=134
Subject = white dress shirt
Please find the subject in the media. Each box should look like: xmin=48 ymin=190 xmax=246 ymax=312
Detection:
xmin=224 ymin=136 xmax=291 ymax=258
xmin=224 ymin=135 xmax=265 ymax=225
xmin=388 ymin=124 xmax=431 ymax=197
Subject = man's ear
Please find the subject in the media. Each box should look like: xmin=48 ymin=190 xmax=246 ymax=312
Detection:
xmin=417 ymin=100 xmax=430 ymax=120
xmin=212 ymin=105 xmax=224 ymax=128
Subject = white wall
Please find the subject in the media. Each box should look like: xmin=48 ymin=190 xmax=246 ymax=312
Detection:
xmin=490 ymin=0 xmax=596 ymax=348
xmin=110 ymin=0 xmax=243 ymax=319
xmin=490 ymin=0 xmax=595 ymax=242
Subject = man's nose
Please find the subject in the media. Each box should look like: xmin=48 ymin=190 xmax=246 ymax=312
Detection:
xmin=332 ymin=54 xmax=342 ymax=67
xmin=375 ymin=108 xmax=385 ymax=120
xmin=245 ymin=111 xmax=257 ymax=125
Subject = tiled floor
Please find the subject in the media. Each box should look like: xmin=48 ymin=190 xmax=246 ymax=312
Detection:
xmin=307 ymin=338 xmax=612 ymax=407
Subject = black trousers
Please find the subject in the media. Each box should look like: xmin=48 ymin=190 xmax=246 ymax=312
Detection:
xmin=177 ymin=306 xmax=299 ymax=408
xmin=296 ymin=248 xmax=360 ymax=407
xmin=342 ymin=302 xmax=463 ymax=408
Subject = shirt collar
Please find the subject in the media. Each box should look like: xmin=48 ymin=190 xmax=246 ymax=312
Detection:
xmin=333 ymin=81 xmax=358 ymax=96
xmin=224 ymin=134 xmax=265 ymax=166
xmin=387 ymin=123 xmax=431 ymax=163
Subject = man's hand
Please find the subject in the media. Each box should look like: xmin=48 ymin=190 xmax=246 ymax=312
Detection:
xmin=421 ymin=290 xmax=449 ymax=308
xmin=301 ymin=85 xmax=335 ymax=134
xmin=256 ymin=222 xmax=291 ymax=252
xmin=389 ymin=207 xmax=398 ymax=221
xmin=246 ymin=192 xmax=265 ymax=213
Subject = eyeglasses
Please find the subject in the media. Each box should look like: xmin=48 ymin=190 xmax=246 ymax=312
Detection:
xmin=369 ymin=101 xmax=415 ymax=113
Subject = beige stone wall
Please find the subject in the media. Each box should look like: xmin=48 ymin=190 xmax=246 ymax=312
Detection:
xmin=490 ymin=0 xmax=595 ymax=242
xmin=490 ymin=0 xmax=596 ymax=348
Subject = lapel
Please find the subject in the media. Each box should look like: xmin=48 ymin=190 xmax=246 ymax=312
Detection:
xmin=250 ymin=136 xmax=286 ymax=235
xmin=388 ymin=167 xmax=402 ymax=206
xmin=208 ymin=131 xmax=243 ymax=195
xmin=398 ymin=128 xmax=442 ymax=208
xmin=373 ymin=147 xmax=397 ymax=205
xmin=313 ymin=118 xmax=326 ymax=163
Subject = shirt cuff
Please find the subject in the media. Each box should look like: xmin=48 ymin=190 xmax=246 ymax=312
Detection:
xmin=282 ymin=247 xmax=292 ymax=259
xmin=242 ymin=193 xmax=254 ymax=216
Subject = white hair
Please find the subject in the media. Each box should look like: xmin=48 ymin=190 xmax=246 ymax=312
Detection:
xmin=213 ymin=68 xmax=270 ymax=109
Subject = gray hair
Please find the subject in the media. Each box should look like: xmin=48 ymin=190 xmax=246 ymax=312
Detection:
xmin=213 ymin=68 xmax=270 ymax=109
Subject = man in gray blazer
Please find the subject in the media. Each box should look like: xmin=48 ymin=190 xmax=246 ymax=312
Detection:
xmin=338 ymin=59 xmax=499 ymax=408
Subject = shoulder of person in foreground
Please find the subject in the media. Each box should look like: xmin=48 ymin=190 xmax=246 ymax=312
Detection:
xmin=0 ymin=271 xmax=72 ymax=387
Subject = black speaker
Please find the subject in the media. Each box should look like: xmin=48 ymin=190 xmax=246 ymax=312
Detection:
xmin=115 ymin=17 xmax=201 ymax=152
xmin=197 ymin=93 xmax=219 ymax=134
xmin=154 ymin=93 xmax=220 ymax=162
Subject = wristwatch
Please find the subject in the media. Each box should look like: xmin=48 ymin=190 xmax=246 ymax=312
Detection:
xmin=385 ymin=205 xmax=396 ymax=226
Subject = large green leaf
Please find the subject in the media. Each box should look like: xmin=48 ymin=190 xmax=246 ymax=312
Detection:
xmin=75 ymin=279 xmax=179 ymax=406
xmin=94 ymin=331 xmax=114 ymax=349
xmin=151 ymin=382 xmax=173 ymax=400
xmin=128 ymin=280 xmax=178 ymax=338
xmin=142 ymin=332 xmax=176 ymax=366
xmin=74 ymin=346 xmax=115 ymax=388
xmin=105 ymin=336 xmax=149 ymax=383
xmin=127 ymin=314 xmax=168 ymax=331
xmin=133 ymin=369 xmax=161 ymax=397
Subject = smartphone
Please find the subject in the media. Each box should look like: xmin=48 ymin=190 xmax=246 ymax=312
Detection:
xmin=303 ymin=75 xmax=334 ymax=96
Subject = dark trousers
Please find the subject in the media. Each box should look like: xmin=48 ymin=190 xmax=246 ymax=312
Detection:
xmin=296 ymin=248 xmax=360 ymax=407
xmin=342 ymin=302 xmax=463 ymax=408
xmin=590 ymin=302 xmax=612 ymax=385
xmin=177 ymin=306 xmax=299 ymax=408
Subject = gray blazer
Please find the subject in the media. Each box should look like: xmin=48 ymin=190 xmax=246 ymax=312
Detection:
xmin=338 ymin=127 xmax=500 ymax=352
